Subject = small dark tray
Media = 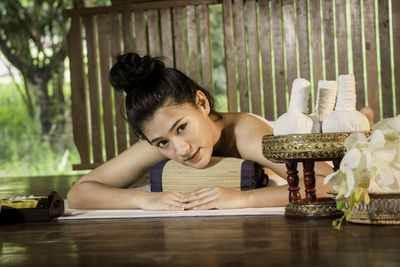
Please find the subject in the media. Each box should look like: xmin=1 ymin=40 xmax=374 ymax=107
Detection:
xmin=0 ymin=191 xmax=64 ymax=224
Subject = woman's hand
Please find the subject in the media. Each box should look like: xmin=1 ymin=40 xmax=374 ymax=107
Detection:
xmin=180 ymin=186 xmax=248 ymax=210
xmin=139 ymin=191 xmax=184 ymax=211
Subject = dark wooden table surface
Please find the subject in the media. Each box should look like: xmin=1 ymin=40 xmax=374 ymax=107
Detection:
xmin=1 ymin=176 xmax=400 ymax=267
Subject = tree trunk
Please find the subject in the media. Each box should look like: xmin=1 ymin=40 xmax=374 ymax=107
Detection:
xmin=23 ymin=77 xmax=36 ymax=119
xmin=51 ymin=64 xmax=67 ymax=144
xmin=36 ymin=81 xmax=53 ymax=140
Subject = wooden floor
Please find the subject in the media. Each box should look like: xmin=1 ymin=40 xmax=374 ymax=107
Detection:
xmin=1 ymin=176 xmax=400 ymax=266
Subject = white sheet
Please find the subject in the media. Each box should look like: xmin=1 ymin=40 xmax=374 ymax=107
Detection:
xmin=59 ymin=203 xmax=285 ymax=220
xmin=60 ymin=180 xmax=287 ymax=220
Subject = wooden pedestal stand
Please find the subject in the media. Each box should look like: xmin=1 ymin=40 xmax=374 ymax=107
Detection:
xmin=282 ymin=159 xmax=342 ymax=218
xmin=262 ymin=132 xmax=366 ymax=218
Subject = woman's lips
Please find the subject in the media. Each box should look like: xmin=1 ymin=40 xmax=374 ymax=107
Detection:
xmin=186 ymin=148 xmax=200 ymax=163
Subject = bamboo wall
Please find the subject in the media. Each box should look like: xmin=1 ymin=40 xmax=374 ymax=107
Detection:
xmin=64 ymin=0 xmax=400 ymax=169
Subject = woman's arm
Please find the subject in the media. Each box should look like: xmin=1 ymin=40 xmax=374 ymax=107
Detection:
xmin=67 ymin=140 xmax=184 ymax=210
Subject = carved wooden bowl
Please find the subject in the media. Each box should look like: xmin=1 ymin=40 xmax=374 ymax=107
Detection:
xmin=262 ymin=132 xmax=370 ymax=162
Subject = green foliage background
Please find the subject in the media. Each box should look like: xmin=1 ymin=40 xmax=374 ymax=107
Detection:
xmin=0 ymin=81 xmax=83 ymax=177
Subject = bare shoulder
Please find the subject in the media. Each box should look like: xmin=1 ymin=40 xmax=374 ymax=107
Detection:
xmin=221 ymin=113 xmax=273 ymax=161
xmin=225 ymin=113 xmax=288 ymax=176
xmin=77 ymin=140 xmax=167 ymax=188
xmin=227 ymin=112 xmax=273 ymax=137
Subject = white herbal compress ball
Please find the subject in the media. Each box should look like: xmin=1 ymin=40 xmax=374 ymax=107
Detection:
xmin=274 ymin=78 xmax=320 ymax=135
xmin=311 ymin=80 xmax=338 ymax=122
xmin=322 ymin=74 xmax=370 ymax=132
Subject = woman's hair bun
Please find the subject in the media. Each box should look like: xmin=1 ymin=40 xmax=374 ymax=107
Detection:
xmin=109 ymin=52 xmax=165 ymax=94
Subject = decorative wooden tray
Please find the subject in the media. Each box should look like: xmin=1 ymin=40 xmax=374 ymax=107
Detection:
xmin=263 ymin=132 xmax=361 ymax=162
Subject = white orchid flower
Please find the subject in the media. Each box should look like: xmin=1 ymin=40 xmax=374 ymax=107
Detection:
xmin=328 ymin=116 xmax=400 ymax=229
xmin=368 ymin=130 xmax=385 ymax=150
xmin=392 ymin=142 xmax=400 ymax=170
xmin=354 ymin=149 xmax=372 ymax=186
xmin=369 ymin=145 xmax=399 ymax=191
xmin=325 ymin=116 xmax=400 ymax=199
xmin=340 ymin=148 xmax=361 ymax=169
xmin=343 ymin=165 xmax=355 ymax=198
xmin=373 ymin=115 xmax=400 ymax=141
xmin=325 ymin=148 xmax=361 ymax=198
xmin=324 ymin=170 xmax=348 ymax=198
xmin=373 ymin=115 xmax=400 ymax=131
xmin=344 ymin=132 xmax=368 ymax=151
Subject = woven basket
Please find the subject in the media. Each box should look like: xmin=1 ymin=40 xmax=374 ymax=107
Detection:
xmin=346 ymin=193 xmax=400 ymax=225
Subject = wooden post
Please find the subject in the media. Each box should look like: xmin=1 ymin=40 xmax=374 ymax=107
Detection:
xmin=303 ymin=161 xmax=317 ymax=203
xmin=286 ymin=162 xmax=301 ymax=202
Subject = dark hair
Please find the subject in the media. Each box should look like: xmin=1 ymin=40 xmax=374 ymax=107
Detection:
xmin=109 ymin=52 xmax=218 ymax=139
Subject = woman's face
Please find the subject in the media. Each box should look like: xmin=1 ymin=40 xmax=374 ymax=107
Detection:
xmin=141 ymin=91 xmax=219 ymax=169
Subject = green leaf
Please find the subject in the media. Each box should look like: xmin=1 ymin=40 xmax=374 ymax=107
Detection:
xmin=336 ymin=200 xmax=345 ymax=210
xmin=360 ymin=179 xmax=370 ymax=189
xmin=349 ymin=194 xmax=356 ymax=205
xmin=354 ymin=188 xmax=364 ymax=202
xmin=364 ymin=191 xmax=371 ymax=205
xmin=345 ymin=211 xmax=353 ymax=221
xmin=332 ymin=216 xmax=345 ymax=230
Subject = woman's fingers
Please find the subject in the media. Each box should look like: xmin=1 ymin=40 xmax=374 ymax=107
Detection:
xmin=165 ymin=192 xmax=185 ymax=209
xmin=144 ymin=191 xmax=185 ymax=211
xmin=165 ymin=200 xmax=185 ymax=210
xmin=180 ymin=187 xmax=214 ymax=202
xmin=183 ymin=187 xmax=246 ymax=210
xmin=182 ymin=190 xmax=219 ymax=210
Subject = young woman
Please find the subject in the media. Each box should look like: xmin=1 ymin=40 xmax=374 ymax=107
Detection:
xmin=67 ymin=52 xmax=334 ymax=210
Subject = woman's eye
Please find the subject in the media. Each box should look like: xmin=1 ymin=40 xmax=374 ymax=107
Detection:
xmin=177 ymin=123 xmax=187 ymax=134
xmin=157 ymin=140 xmax=168 ymax=148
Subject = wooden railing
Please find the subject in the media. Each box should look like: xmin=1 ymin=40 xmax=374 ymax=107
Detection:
xmin=64 ymin=0 xmax=400 ymax=170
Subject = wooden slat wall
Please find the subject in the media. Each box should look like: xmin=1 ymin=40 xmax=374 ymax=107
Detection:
xmin=296 ymin=0 xmax=310 ymax=85
xmin=97 ymin=14 xmax=116 ymax=160
xmin=247 ymin=0 xmax=262 ymax=115
xmin=394 ymin=0 xmax=400 ymax=115
xmin=336 ymin=0 xmax=348 ymax=74
xmin=310 ymin=0 xmax=323 ymax=107
xmin=271 ymin=0 xmax=286 ymax=116
xmin=222 ymin=0 xmax=237 ymax=112
xmin=134 ymin=10 xmax=147 ymax=56
xmin=283 ymin=0 xmax=296 ymax=96
xmin=187 ymin=5 xmax=200 ymax=84
xmin=199 ymin=5 xmax=213 ymax=94
xmin=83 ymin=16 xmax=103 ymax=164
xmin=148 ymin=9 xmax=160 ymax=56
xmin=121 ymin=11 xmax=137 ymax=145
xmin=160 ymin=8 xmax=174 ymax=68
xmin=68 ymin=16 xmax=90 ymax=168
xmin=363 ymin=0 xmax=380 ymax=120
xmin=259 ymin=0 xmax=273 ymax=120
xmin=109 ymin=13 xmax=128 ymax=156
xmin=351 ymin=0 xmax=365 ymax=110
xmin=173 ymin=7 xmax=186 ymax=73
xmin=234 ymin=0 xmax=249 ymax=113
xmin=322 ymin=0 xmax=335 ymax=80
xmin=379 ymin=0 xmax=394 ymax=118
xmin=65 ymin=0 xmax=400 ymax=170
